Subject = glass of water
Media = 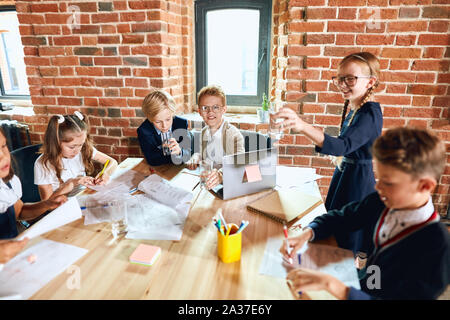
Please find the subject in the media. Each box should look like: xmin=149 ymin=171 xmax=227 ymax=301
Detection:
xmin=269 ymin=102 xmax=284 ymax=141
xmin=161 ymin=131 xmax=172 ymax=156
xmin=199 ymin=159 xmax=213 ymax=188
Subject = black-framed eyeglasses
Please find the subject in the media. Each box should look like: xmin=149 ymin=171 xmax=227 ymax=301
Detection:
xmin=199 ymin=105 xmax=222 ymax=113
xmin=332 ymin=75 xmax=372 ymax=87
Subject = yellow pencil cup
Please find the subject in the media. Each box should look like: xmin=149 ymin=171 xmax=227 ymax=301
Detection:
xmin=217 ymin=223 xmax=242 ymax=263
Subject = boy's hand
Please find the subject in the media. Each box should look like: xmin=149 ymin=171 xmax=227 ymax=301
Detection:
xmin=168 ymin=138 xmax=182 ymax=156
xmin=0 ymin=238 xmax=29 ymax=264
xmin=286 ymin=268 xmax=349 ymax=300
xmin=206 ymin=169 xmax=222 ymax=190
xmin=279 ymin=228 xmax=313 ymax=262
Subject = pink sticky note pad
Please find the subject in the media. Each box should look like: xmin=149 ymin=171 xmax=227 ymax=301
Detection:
xmin=245 ymin=164 xmax=262 ymax=183
xmin=129 ymin=244 xmax=161 ymax=266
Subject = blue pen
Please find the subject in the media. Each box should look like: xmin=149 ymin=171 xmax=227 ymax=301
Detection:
xmin=80 ymin=204 xmax=109 ymax=210
xmin=129 ymin=187 xmax=138 ymax=194
xmin=236 ymin=221 xmax=249 ymax=234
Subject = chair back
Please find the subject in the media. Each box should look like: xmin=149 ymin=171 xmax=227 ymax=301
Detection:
xmin=10 ymin=144 xmax=42 ymax=203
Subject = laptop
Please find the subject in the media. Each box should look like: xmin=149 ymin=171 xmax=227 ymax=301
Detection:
xmin=210 ymin=148 xmax=277 ymax=200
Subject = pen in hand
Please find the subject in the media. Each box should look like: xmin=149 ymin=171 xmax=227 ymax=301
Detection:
xmin=283 ymin=223 xmax=293 ymax=264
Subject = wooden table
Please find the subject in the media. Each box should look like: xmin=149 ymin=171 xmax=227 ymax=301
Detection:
xmin=30 ymin=158 xmax=327 ymax=300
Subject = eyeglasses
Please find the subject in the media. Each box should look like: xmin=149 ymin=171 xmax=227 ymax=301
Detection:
xmin=332 ymin=75 xmax=372 ymax=87
xmin=199 ymin=105 xmax=222 ymax=113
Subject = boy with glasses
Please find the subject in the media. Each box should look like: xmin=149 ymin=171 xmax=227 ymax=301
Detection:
xmin=187 ymin=85 xmax=244 ymax=190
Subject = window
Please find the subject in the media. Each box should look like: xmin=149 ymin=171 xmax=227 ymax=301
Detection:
xmin=195 ymin=0 xmax=272 ymax=107
xmin=0 ymin=6 xmax=30 ymax=99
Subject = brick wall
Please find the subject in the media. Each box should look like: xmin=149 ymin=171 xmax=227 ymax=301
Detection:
xmin=271 ymin=0 xmax=449 ymax=215
xmin=1 ymin=0 xmax=448 ymax=215
xmin=7 ymin=0 xmax=195 ymax=161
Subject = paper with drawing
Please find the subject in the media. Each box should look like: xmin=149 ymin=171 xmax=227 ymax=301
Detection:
xmin=124 ymin=175 xmax=193 ymax=240
xmin=259 ymin=237 xmax=360 ymax=289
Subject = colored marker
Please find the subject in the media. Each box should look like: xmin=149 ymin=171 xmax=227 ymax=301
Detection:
xmin=283 ymin=223 xmax=293 ymax=264
xmin=217 ymin=219 xmax=224 ymax=236
xmin=217 ymin=209 xmax=228 ymax=233
xmin=236 ymin=221 xmax=249 ymax=234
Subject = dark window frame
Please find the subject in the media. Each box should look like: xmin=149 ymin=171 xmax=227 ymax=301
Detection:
xmin=0 ymin=5 xmax=30 ymax=100
xmin=195 ymin=0 xmax=272 ymax=107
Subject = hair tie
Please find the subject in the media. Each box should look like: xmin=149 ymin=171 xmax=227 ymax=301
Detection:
xmin=57 ymin=115 xmax=65 ymax=124
xmin=74 ymin=111 xmax=84 ymax=121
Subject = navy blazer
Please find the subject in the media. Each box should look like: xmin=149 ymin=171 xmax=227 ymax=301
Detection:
xmin=137 ymin=116 xmax=191 ymax=166
xmin=315 ymin=102 xmax=383 ymax=252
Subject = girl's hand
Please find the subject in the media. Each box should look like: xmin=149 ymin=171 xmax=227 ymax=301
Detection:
xmin=206 ymin=169 xmax=222 ymax=190
xmin=53 ymin=180 xmax=74 ymax=197
xmin=274 ymin=107 xmax=307 ymax=133
xmin=0 ymin=238 xmax=29 ymax=264
xmin=94 ymin=172 xmax=110 ymax=185
xmin=45 ymin=194 xmax=67 ymax=211
xmin=75 ymin=176 xmax=96 ymax=187
xmin=186 ymin=154 xmax=200 ymax=170
xmin=168 ymin=138 xmax=182 ymax=156
xmin=279 ymin=228 xmax=314 ymax=262
xmin=286 ymin=268 xmax=349 ymax=300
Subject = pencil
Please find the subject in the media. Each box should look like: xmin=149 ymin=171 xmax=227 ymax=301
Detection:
xmin=97 ymin=159 xmax=110 ymax=178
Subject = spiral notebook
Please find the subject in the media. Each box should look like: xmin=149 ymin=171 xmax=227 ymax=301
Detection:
xmin=247 ymin=189 xmax=322 ymax=225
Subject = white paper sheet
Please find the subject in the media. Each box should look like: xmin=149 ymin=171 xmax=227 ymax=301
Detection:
xmin=276 ymin=166 xmax=322 ymax=189
xmin=138 ymin=174 xmax=193 ymax=206
xmin=259 ymin=237 xmax=360 ymax=289
xmin=0 ymin=239 xmax=88 ymax=299
xmin=88 ymin=169 xmax=147 ymax=193
xmin=169 ymin=172 xmax=200 ymax=192
xmin=125 ymin=192 xmax=190 ymax=241
xmin=17 ymin=197 xmax=82 ymax=240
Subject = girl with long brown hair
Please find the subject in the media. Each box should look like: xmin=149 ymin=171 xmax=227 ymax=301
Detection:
xmin=34 ymin=111 xmax=118 ymax=200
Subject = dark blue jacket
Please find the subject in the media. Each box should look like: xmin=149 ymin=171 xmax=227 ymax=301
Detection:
xmin=316 ymin=101 xmax=383 ymax=252
xmin=308 ymin=192 xmax=450 ymax=300
xmin=137 ymin=116 xmax=191 ymax=166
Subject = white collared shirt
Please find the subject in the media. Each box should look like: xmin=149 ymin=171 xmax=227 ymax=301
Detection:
xmin=34 ymin=147 xmax=97 ymax=191
xmin=205 ymin=120 xmax=225 ymax=168
xmin=0 ymin=175 xmax=22 ymax=213
xmin=378 ymin=197 xmax=435 ymax=245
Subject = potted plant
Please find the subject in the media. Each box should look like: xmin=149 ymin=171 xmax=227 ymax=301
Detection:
xmin=257 ymin=93 xmax=270 ymax=123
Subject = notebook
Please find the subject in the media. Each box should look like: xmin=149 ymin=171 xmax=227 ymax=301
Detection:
xmin=129 ymin=244 xmax=161 ymax=266
xmin=247 ymin=189 xmax=322 ymax=225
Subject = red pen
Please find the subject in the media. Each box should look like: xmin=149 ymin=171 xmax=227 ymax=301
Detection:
xmin=283 ymin=223 xmax=293 ymax=264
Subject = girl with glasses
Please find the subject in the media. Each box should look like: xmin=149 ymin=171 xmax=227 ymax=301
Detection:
xmin=274 ymin=52 xmax=383 ymax=254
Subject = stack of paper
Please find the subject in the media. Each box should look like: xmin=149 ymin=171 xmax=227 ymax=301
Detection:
xmin=129 ymin=244 xmax=161 ymax=266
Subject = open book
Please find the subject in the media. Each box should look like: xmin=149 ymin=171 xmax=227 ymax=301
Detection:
xmin=247 ymin=188 xmax=322 ymax=225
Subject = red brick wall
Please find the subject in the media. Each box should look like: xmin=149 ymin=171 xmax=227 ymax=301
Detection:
xmin=1 ymin=0 xmax=448 ymax=215
xmin=8 ymin=0 xmax=195 ymax=161
xmin=271 ymin=0 xmax=449 ymax=215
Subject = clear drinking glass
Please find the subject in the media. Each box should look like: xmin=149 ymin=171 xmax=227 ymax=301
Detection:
xmin=199 ymin=159 xmax=213 ymax=188
xmin=161 ymin=131 xmax=172 ymax=156
xmin=269 ymin=102 xmax=284 ymax=141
